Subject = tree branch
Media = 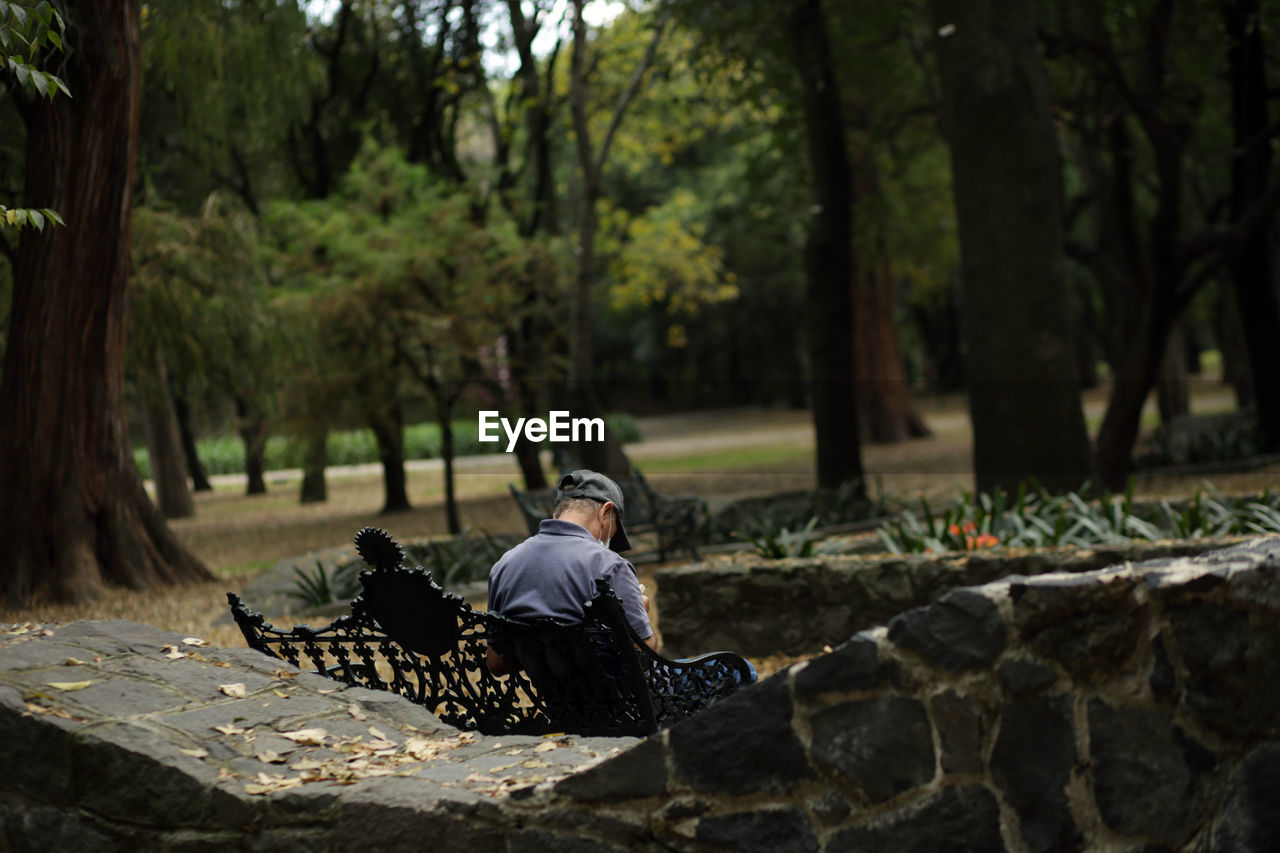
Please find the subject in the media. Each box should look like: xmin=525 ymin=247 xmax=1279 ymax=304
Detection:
xmin=1176 ymin=170 xmax=1280 ymax=268
xmin=592 ymin=11 xmax=670 ymax=180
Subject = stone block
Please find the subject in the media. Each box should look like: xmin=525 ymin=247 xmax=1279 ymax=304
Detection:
xmin=1010 ymin=575 xmax=1144 ymax=684
xmin=1086 ymin=699 xmax=1208 ymax=845
xmin=669 ymin=676 xmax=813 ymax=795
xmin=694 ymin=807 xmax=818 ymax=853
xmin=792 ymin=635 xmax=897 ymax=700
xmin=808 ymin=694 xmax=934 ymax=803
xmin=887 ymin=589 xmax=1006 ymax=672
xmin=1166 ymin=600 xmax=1280 ymax=738
xmin=997 ymin=656 xmax=1057 ymax=695
xmin=0 ymin=804 xmax=120 ymax=853
xmin=990 ymin=695 xmax=1079 ymax=853
xmin=1211 ymin=743 xmax=1280 ymax=852
xmin=826 ymin=784 xmax=1003 ymax=852
xmin=554 ymin=735 xmax=668 ymax=802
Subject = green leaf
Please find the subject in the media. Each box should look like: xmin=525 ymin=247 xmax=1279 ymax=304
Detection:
xmin=45 ymin=29 xmax=60 ymax=50
xmin=42 ymin=208 xmax=63 ymax=225
xmin=13 ymin=62 xmax=30 ymax=89
xmin=34 ymin=1 xmax=52 ymax=27
xmin=10 ymin=3 xmax=27 ymax=26
xmin=28 ymin=209 xmax=44 ymax=231
xmin=31 ymin=68 xmax=46 ymax=97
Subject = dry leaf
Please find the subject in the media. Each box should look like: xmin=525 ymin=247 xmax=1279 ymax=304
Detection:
xmin=290 ymin=758 xmax=324 ymax=771
xmin=217 ymin=768 xmax=237 ymax=780
xmin=214 ymin=661 xmax=232 ymax=668
xmin=487 ymin=763 xmax=516 ymax=774
xmin=504 ymin=747 xmax=526 ymax=756
xmin=368 ymin=726 xmax=387 ymax=740
xmin=256 ymin=750 xmax=287 ymax=764
xmin=521 ymin=759 xmax=551 ymax=769
xmin=161 ymin=645 xmax=186 ymax=660
xmin=347 ymin=703 xmax=367 ymax=721
xmin=182 ymin=637 xmax=209 ymax=647
xmin=23 ymin=702 xmax=76 ymax=720
xmin=280 ymin=728 xmax=327 ymax=746
xmin=212 ymin=723 xmax=247 ymax=736
xmin=272 ymin=669 xmax=299 ymax=680
xmin=533 ymin=742 xmax=559 ymax=753
xmin=47 ymin=681 xmax=93 ymax=691
xmin=272 ymin=690 xmax=291 ymax=699
xmin=219 ymin=683 xmax=247 ymax=699
xmin=179 ymin=748 xmax=209 ymax=759
xmin=64 ymin=657 xmax=88 ymax=666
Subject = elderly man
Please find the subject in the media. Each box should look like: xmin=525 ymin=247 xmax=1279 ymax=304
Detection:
xmin=486 ymin=469 xmax=654 ymax=675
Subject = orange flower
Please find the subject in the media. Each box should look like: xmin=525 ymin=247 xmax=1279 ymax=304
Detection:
xmin=965 ymin=532 xmax=999 ymax=550
xmin=948 ymin=523 xmax=962 ymax=536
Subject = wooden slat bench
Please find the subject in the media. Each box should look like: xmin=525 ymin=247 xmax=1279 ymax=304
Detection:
xmin=227 ymin=527 xmax=751 ymax=737
xmin=509 ymin=471 xmax=710 ymax=561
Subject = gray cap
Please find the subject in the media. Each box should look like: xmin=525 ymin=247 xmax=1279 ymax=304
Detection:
xmin=557 ymin=469 xmax=632 ymax=553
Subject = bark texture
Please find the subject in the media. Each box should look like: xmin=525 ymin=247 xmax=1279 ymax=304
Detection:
xmin=0 ymin=0 xmax=210 ymax=607
xmin=931 ymin=0 xmax=1094 ymax=494
xmin=787 ymin=0 xmax=866 ymax=489
xmin=140 ymin=347 xmax=194 ymax=519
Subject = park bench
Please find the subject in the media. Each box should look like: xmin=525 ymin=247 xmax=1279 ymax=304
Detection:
xmin=227 ymin=527 xmax=752 ymax=737
xmin=509 ymin=470 xmax=710 ymax=561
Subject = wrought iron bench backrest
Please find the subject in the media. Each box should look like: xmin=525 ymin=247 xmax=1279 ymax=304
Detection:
xmin=228 ymin=527 xmax=749 ymax=736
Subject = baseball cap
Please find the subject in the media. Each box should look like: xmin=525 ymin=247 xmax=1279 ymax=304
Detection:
xmin=557 ymin=469 xmax=632 ymax=553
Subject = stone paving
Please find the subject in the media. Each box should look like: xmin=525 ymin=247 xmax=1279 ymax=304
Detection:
xmin=0 ymin=619 xmax=633 ymax=849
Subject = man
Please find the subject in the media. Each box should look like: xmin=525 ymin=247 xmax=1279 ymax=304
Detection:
xmin=486 ymin=469 xmax=654 ymax=676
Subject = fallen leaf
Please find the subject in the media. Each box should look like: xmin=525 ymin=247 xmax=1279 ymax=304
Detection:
xmin=64 ymin=657 xmax=88 ymax=666
xmin=487 ymin=763 xmax=516 ymax=774
xmin=504 ymin=747 xmax=526 ymax=756
xmin=179 ymin=748 xmax=209 ymax=759
xmin=161 ymin=645 xmax=187 ymax=660
xmin=272 ymin=669 xmax=299 ymax=680
xmin=347 ymin=703 xmax=367 ymax=721
xmin=280 ymin=728 xmax=327 ymax=746
xmin=521 ymin=759 xmax=551 ymax=769
xmin=256 ymin=750 xmax=287 ymax=764
xmin=182 ymin=637 xmax=209 ymax=647
xmin=213 ymin=661 xmax=232 ymax=668
xmin=219 ymin=683 xmax=247 ymax=699
xmin=23 ymin=702 xmax=77 ymax=720
xmin=533 ymin=742 xmax=559 ymax=753
xmin=368 ymin=726 xmax=387 ymax=740
xmin=272 ymin=690 xmax=291 ymax=699
xmin=212 ymin=723 xmax=248 ymax=736
xmin=217 ymin=768 xmax=237 ymax=780
xmin=290 ymin=758 xmax=324 ymax=771
xmin=46 ymin=681 xmax=93 ymax=691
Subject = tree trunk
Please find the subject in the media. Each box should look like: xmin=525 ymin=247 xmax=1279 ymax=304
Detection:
xmin=786 ymin=0 xmax=865 ymax=491
xmin=1224 ymin=0 xmax=1280 ymax=451
xmin=931 ymin=0 xmax=1094 ymax=495
xmin=299 ymin=434 xmax=327 ymax=504
xmin=234 ymin=395 xmax=268 ymax=495
xmin=1155 ymin=323 xmax=1189 ymax=425
xmin=1096 ymin=300 xmax=1175 ymax=486
xmin=140 ymin=347 xmax=194 ymax=519
xmin=1217 ymin=281 xmax=1254 ymax=406
xmin=0 ymin=0 xmax=210 ymax=607
xmin=850 ymin=160 xmax=930 ymax=443
xmin=371 ymin=408 xmax=411 ymax=514
xmin=173 ymin=392 xmax=212 ymax=491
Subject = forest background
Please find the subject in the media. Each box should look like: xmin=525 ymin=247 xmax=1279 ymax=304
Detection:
xmin=1 ymin=0 xmax=1279 ymax=608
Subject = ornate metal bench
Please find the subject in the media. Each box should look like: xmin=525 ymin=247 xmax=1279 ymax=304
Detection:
xmin=227 ymin=527 xmax=751 ymax=737
xmin=509 ymin=470 xmax=710 ymax=561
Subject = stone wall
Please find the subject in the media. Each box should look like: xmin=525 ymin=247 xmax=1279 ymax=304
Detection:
xmin=656 ymin=537 xmax=1245 ymax=657
xmin=518 ymin=535 xmax=1280 ymax=851
xmin=4 ymin=538 xmax=1279 ymax=851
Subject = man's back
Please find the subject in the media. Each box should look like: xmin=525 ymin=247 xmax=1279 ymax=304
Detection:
xmin=488 ymin=518 xmax=652 ymax=640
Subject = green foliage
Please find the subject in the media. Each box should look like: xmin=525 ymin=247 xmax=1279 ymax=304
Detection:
xmin=1 ymin=0 xmax=68 ymax=231
xmin=874 ymin=483 xmax=1280 ymax=555
xmin=736 ymin=515 xmax=819 ymax=559
xmin=402 ymin=528 xmax=516 ymax=589
xmin=287 ymin=560 xmax=359 ymax=607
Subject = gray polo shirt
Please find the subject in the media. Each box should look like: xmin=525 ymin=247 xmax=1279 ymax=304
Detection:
xmin=487 ymin=519 xmax=653 ymax=639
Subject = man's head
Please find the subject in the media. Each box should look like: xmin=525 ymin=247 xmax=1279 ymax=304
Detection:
xmin=553 ymin=469 xmax=632 ymax=553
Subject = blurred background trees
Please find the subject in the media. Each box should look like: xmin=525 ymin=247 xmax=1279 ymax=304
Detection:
xmin=2 ymin=0 xmax=1279 ymax=605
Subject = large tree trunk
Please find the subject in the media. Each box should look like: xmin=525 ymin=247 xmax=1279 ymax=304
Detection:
xmin=850 ymin=161 xmax=930 ymax=443
xmin=172 ymin=392 xmax=212 ymax=492
xmin=931 ymin=0 xmax=1094 ymax=495
xmin=299 ymin=434 xmax=328 ymax=504
xmin=234 ymin=395 xmax=268 ymax=495
xmin=0 ymin=0 xmax=210 ymax=607
xmin=1224 ymin=0 xmax=1280 ymax=451
xmin=1155 ymin=323 xmax=1190 ymax=425
xmin=370 ymin=408 xmax=411 ymax=514
xmin=787 ymin=0 xmax=865 ymax=490
xmin=140 ymin=347 xmax=195 ymax=519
